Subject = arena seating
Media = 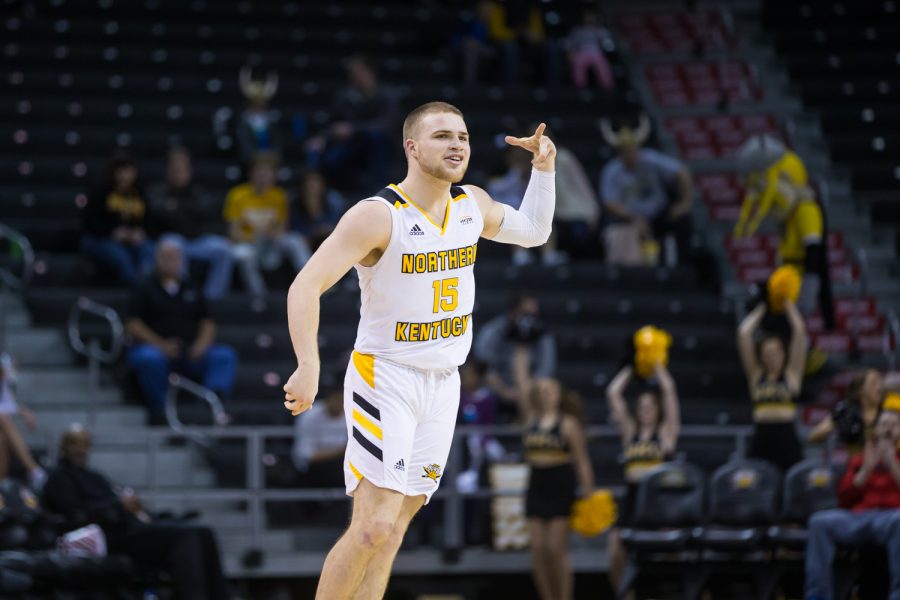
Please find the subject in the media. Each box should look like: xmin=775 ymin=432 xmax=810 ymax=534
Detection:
xmin=762 ymin=0 xmax=900 ymax=227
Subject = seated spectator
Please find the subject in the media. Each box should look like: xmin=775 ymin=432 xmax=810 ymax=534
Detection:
xmin=0 ymin=353 xmax=45 ymax=489
xmin=308 ymin=55 xmax=397 ymax=193
xmin=488 ymin=147 xmax=566 ymax=266
xmin=81 ymin=150 xmax=154 ymax=285
xmin=126 ymin=240 xmax=237 ymax=425
xmin=564 ymin=8 xmax=615 ymax=90
xmin=548 ymin=126 xmax=601 ymax=259
xmin=474 ymin=295 xmax=556 ymax=413
xmin=805 ymin=408 xmax=900 ymax=600
xmin=485 ymin=0 xmax=561 ymax=86
xmin=42 ymin=424 xmax=232 ymax=599
xmin=456 ymin=361 xmax=505 ymax=491
xmin=236 ymin=66 xmax=283 ymax=164
xmin=291 ymin=169 xmax=346 ymax=251
xmin=809 ymin=369 xmax=885 ymax=455
xmin=600 ymin=117 xmax=693 ymax=267
xmin=453 ymin=1 xmax=495 ymax=85
xmin=605 ymin=363 xmax=680 ymax=593
xmin=146 ymin=147 xmax=234 ymax=299
xmin=738 ymin=300 xmax=807 ymax=474
xmin=291 ymin=388 xmax=347 ymax=488
xmin=224 ymin=152 xmax=311 ymax=296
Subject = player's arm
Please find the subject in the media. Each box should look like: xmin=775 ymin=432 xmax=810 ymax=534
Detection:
xmin=283 ymin=201 xmax=391 ymax=416
xmin=562 ymin=415 xmax=595 ymax=497
xmin=472 ymin=123 xmax=557 ymax=246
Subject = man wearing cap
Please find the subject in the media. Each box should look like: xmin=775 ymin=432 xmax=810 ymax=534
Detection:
xmin=599 ymin=115 xmax=694 ymax=267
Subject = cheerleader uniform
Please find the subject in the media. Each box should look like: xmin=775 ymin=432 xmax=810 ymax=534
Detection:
xmin=524 ymin=417 xmax=576 ymax=519
xmin=748 ymin=374 xmax=803 ymax=473
xmin=619 ymin=430 xmax=667 ymax=525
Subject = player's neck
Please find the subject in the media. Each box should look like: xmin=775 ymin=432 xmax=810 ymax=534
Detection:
xmin=396 ymin=170 xmax=452 ymax=211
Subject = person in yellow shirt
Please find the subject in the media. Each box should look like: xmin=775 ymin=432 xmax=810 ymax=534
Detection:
xmin=224 ymin=153 xmax=310 ymax=296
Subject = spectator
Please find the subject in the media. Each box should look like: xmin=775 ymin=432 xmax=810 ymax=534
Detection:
xmin=474 ymin=295 xmax=556 ymax=409
xmin=564 ymin=9 xmax=615 ymax=90
xmin=126 ymin=240 xmax=237 ymax=425
xmin=456 ymin=361 xmax=505 ymax=491
xmin=484 ymin=0 xmax=561 ymax=86
xmin=81 ymin=150 xmax=154 ymax=285
xmin=224 ymin=152 xmax=311 ymax=296
xmin=292 ymin=388 xmax=347 ymax=488
xmin=453 ymin=1 xmax=495 ymax=85
xmin=146 ymin=147 xmax=234 ymax=299
xmin=513 ymin=347 xmax=594 ymax=600
xmin=488 ymin=147 xmax=567 ymax=266
xmin=547 ymin=126 xmax=601 ymax=259
xmin=600 ymin=116 xmax=693 ymax=267
xmin=805 ymin=408 xmax=900 ymax=600
xmin=308 ymin=55 xmax=397 ymax=193
xmin=605 ymin=363 xmax=680 ymax=594
xmin=235 ymin=66 xmax=283 ymax=164
xmin=291 ymin=169 xmax=346 ymax=251
xmin=809 ymin=369 xmax=885 ymax=454
xmin=42 ymin=424 xmax=232 ymax=600
xmin=0 ymin=353 xmax=46 ymax=489
xmin=737 ymin=300 xmax=807 ymax=473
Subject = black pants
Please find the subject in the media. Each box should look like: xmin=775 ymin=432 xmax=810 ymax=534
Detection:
xmin=110 ymin=522 xmax=229 ymax=600
xmin=748 ymin=421 xmax=804 ymax=474
xmin=651 ymin=211 xmax=692 ymax=266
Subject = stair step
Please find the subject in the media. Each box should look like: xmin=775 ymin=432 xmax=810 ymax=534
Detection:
xmin=32 ymin=406 xmax=147 ymax=430
xmin=5 ymin=329 xmax=74 ymax=367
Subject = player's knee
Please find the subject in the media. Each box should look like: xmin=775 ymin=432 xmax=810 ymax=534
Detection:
xmin=350 ymin=519 xmax=395 ymax=551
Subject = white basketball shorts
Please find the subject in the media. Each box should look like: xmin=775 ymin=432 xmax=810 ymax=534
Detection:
xmin=342 ymin=350 xmax=460 ymax=504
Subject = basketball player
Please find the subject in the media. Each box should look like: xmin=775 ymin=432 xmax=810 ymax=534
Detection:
xmin=283 ymin=101 xmax=556 ymax=599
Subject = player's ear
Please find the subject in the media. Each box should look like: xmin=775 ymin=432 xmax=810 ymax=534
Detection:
xmin=405 ymin=138 xmax=417 ymax=158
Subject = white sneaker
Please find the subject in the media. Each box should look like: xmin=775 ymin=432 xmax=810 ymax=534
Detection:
xmin=512 ymin=249 xmax=534 ymax=266
xmin=541 ymin=250 xmax=569 ymax=266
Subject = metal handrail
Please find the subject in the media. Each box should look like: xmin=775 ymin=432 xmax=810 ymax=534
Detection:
xmin=67 ymin=297 xmax=124 ymax=364
xmin=164 ymin=373 xmax=230 ymax=448
xmin=0 ymin=223 xmax=35 ymax=292
xmin=885 ymin=308 xmax=900 ymax=371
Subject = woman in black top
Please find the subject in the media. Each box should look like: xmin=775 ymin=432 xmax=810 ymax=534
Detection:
xmin=513 ymin=348 xmax=594 ymax=600
xmin=81 ymin=151 xmax=154 ymax=285
xmin=737 ymin=300 xmax=807 ymax=472
xmin=605 ymin=363 xmax=680 ymax=595
xmin=808 ymin=368 xmax=885 ymax=456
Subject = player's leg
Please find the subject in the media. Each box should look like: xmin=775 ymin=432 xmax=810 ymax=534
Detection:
xmin=352 ymin=493 xmax=425 ymax=600
xmin=315 ymin=479 xmax=405 ymax=600
xmin=546 ymin=516 xmax=573 ymax=600
xmin=528 ymin=518 xmax=554 ymax=600
xmin=606 ymin=527 xmax=627 ymax=594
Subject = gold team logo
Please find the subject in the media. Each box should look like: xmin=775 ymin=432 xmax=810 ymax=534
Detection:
xmin=422 ymin=464 xmax=442 ymax=482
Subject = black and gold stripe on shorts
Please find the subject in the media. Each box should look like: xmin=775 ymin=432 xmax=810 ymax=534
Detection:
xmin=351 ymin=392 xmax=383 ymax=461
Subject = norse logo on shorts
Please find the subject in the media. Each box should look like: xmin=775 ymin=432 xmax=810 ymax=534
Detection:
xmin=421 ymin=464 xmax=442 ymax=481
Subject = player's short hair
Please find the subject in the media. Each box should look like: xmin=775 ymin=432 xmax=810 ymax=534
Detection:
xmin=402 ymin=101 xmax=464 ymax=142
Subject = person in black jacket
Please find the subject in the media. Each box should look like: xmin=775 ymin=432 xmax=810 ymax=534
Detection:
xmin=42 ymin=424 xmax=231 ymax=600
xmin=81 ymin=151 xmax=155 ymax=285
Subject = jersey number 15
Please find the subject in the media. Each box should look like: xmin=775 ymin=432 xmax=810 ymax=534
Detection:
xmin=432 ymin=278 xmax=459 ymax=313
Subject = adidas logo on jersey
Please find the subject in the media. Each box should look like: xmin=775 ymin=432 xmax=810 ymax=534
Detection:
xmin=409 ymin=224 xmax=425 ymax=236
xmin=394 ymin=459 xmax=405 ymax=471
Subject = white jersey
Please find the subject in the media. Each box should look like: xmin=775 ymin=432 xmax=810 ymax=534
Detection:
xmin=353 ymin=183 xmax=483 ymax=370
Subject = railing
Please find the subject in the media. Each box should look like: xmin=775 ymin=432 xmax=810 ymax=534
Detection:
xmin=42 ymin=424 xmax=755 ymax=559
xmin=164 ymin=373 xmax=230 ymax=447
xmin=67 ymin=297 xmax=124 ymax=425
xmin=0 ymin=223 xmax=35 ymax=352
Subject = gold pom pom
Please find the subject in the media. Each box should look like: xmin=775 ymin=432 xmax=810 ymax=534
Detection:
xmin=767 ymin=265 xmax=801 ymax=314
xmin=570 ymin=490 xmax=617 ymax=537
xmin=633 ymin=326 xmax=672 ymax=379
xmin=883 ymin=392 xmax=900 ymax=414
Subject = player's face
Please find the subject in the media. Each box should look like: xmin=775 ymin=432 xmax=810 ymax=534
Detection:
xmin=411 ymin=112 xmax=470 ymax=183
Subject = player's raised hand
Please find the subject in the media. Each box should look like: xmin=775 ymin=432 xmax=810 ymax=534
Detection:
xmin=505 ymin=122 xmax=557 ymax=172
xmin=283 ymin=364 xmax=318 ymax=417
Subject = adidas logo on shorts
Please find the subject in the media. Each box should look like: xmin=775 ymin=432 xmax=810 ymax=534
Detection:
xmin=409 ymin=224 xmax=424 ymax=236
xmin=394 ymin=459 xmax=405 ymax=471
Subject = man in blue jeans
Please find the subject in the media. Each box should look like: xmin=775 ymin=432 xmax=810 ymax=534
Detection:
xmin=806 ymin=407 xmax=900 ymax=600
xmin=146 ymin=147 xmax=234 ymax=299
xmin=126 ymin=240 xmax=237 ymax=425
